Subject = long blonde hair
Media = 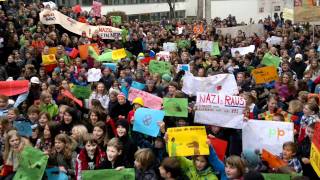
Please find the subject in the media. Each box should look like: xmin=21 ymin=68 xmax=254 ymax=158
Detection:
xmin=3 ymin=130 xmax=23 ymax=161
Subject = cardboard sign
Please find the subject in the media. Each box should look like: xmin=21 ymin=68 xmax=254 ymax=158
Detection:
xmin=103 ymin=63 xmax=117 ymax=72
xmin=82 ymin=168 xmax=135 ymax=180
xmin=131 ymin=81 xmax=146 ymax=90
xmin=310 ymin=143 xmax=320 ymax=177
xmin=261 ymin=52 xmax=280 ymax=68
xmin=196 ymin=40 xmax=213 ymax=52
xmin=156 ymin=51 xmax=170 ymax=61
xmin=62 ymin=90 xmax=83 ymax=107
xmin=163 ymin=98 xmax=188 ymax=117
xmin=261 ymin=149 xmax=287 ymax=169
xmin=133 ymin=108 xmax=165 ymax=137
xmin=194 ymin=93 xmax=246 ymax=129
xmin=217 ymin=24 xmax=264 ymax=38
xmin=128 ymin=88 xmax=163 ymax=110
xmin=266 ymin=36 xmax=283 ymax=45
xmin=13 ymin=120 xmax=32 ymax=137
xmin=112 ymin=48 xmax=126 ymax=60
xmin=71 ymin=85 xmax=91 ymax=99
xmin=252 ymin=66 xmax=279 ymax=84
xmin=87 ymin=68 xmax=102 ymax=82
xmin=211 ymin=42 xmax=220 ymax=56
xmin=42 ymin=54 xmax=57 ymax=65
xmin=231 ymin=45 xmax=255 ymax=57
xmin=177 ymin=64 xmax=190 ymax=73
xmin=209 ymin=137 xmax=228 ymax=161
xmin=45 ymin=167 xmax=68 ymax=180
xmin=242 ymin=120 xmax=294 ymax=155
xmin=48 ymin=47 xmax=57 ymax=55
xmin=163 ymin=42 xmax=177 ymax=52
xmin=149 ymin=60 xmax=171 ymax=75
xmin=0 ymin=80 xmax=29 ymax=97
xmin=312 ymin=122 xmax=320 ymax=150
xmin=78 ymin=44 xmax=99 ymax=60
xmin=167 ymin=126 xmax=209 ymax=157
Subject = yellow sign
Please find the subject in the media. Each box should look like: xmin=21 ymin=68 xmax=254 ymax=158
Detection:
xmin=167 ymin=126 xmax=209 ymax=157
xmin=252 ymin=66 xmax=278 ymax=84
xmin=112 ymin=48 xmax=126 ymax=61
xmin=42 ymin=54 xmax=57 ymax=66
xmin=310 ymin=143 xmax=320 ymax=177
xmin=48 ymin=47 xmax=57 ymax=55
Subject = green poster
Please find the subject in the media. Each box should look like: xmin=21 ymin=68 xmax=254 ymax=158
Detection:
xmin=262 ymin=173 xmax=291 ymax=180
xmin=261 ymin=52 xmax=280 ymax=67
xmin=71 ymin=85 xmax=91 ymax=99
xmin=163 ymin=98 xmax=188 ymax=117
xmin=211 ymin=42 xmax=220 ymax=56
xmin=177 ymin=40 xmax=191 ymax=49
xmin=14 ymin=146 xmax=48 ymax=180
xmin=149 ymin=60 xmax=171 ymax=75
xmin=111 ymin=16 xmax=122 ymax=24
xmin=82 ymin=168 xmax=135 ymax=180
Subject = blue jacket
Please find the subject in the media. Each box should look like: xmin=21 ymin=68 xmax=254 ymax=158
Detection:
xmin=208 ymin=146 xmax=227 ymax=180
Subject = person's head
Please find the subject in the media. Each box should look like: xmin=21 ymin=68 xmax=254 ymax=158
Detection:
xmin=134 ymin=148 xmax=155 ymax=170
xmin=83 ymin=134 xmax=98 ymax=158
xmin=4 ymin=130 xmax=22 ymax=160
xmin=132 ymin=97 xmax=144 ymax=110
xmin=159 ymin=157 xmax=182 ymax=179
xmin=43 ymin=121 xmax=58 ymax=140
xmin=280 ymin=72 xmax=293 ymax=84
xmin=117 ymin=93 xmax=126 ymax=105
xmin=225 ymin=155 xmax=246 ymax=179
xmin=306 ymin=122 xmax=315 ymax=140
xmin=27 ymin=105 xmax=40 ymax=123
xmin=272 ymin=113 xmax=285 ymax=121
xmin=109 ymin=90 xmax=119 ymax=102
xmin=38 ymin=112 xmax=51 ymax=128
xmin=303 ymin=102 xmax=319 ymax=116
xmin=63 ymin=107 xmax=78 ymax=125
xmin=116 ymin=119 xmax=129 ymax=138
xmin=40 ymin=92 xmax=52 ymax=105
xmin=282 ymin=141 xmax=297 ymax=160
xmin=0 ymin=95 xmax=9 ymax=109
xmin=71 ymin=124 xmax=88 ymax=142
xmin=54 ymin=134 xmax=73 ymax=159
xmin=192 ymin=155 xmax=209 ymax=171
xmin=267 ymin=95 xmax=278 ymax=112
xmin=58 ymin=105 xmax=69 ymax=120
xmin=236 ymin=72 xmax=245 ymax=83
xmin=106 ymin=137 xmax=123 ymax=162
xmin=308 ymin=95 xmax=320 ymax=105
xmin=168 ymin=81 xmax=179 ymax=95
xmin=96 ymin=82 xmax=106 ymax=94
xmin=288 ymin=100 xmax=303 ymax=114
xmin=298 ymin=91 xmax=309 ymax=103
xmin=0 ymin=118 xmax=9 ymax=135
xmin=7 ymin=108 xmax=19 ymax=122
xmin=93 ymin=121 xmax=107 ymax=143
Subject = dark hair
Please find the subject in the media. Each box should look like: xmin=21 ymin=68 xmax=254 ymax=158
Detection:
xmin=283 ymin=141 xmax=297 ymax=154
xmin=160 ymin=157 xmax=183 ymax=178
xmin=64 ymin=107 xmax=78 ymax=124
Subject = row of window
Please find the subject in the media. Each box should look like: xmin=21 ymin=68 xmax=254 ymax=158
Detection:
xmin=82 ymin=0 xmax=185 ymax=6
xmin=128 ymin=10 xmax=185 ymax=22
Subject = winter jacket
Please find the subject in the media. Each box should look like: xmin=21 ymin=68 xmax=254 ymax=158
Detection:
xmin=40 ymin=103 xmax=58 ymax=119
xmin=135 ymin=168 xmax=159 ymax=180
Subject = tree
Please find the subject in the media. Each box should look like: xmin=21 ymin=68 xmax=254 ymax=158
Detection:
xmin=167 ymin=0 xmax=175 ymax=20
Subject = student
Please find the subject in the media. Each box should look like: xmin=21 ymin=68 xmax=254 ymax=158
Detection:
xmin=71 ymin=125 xmax=88 ymax=153
xmin=0 ymin=95 xmax=9 ymax=118
xmin=278 ymin=141 xmax=302 ymax=173
xmin=38 ymin=112 xmax=51 ymax=133
xmin=75 ymin=134 xmax=106 ymax=180
xmin=92 ymin=121 xmax=110 ymax=151
xmin=299 ymin=102 xmax=319 ymax=142
xmin=27 ymin=105 xmax=40 ymax=124
xmin=6 ymin=108 xmax=19 ymax=123
xmin=57 ymin=107 xmax=78 ymax=135
xmin=35 ymin=121 xmax=58 ymax=154
xmin=39 ymin=92 xmax=58 ymax=119
xmin=89 ymin=82 xmax=109 ymax=110
xmin=87 ymin=109 xmax=105 ymax=133
xmin=159 ymin=157 xmax=186 ymax=180
xmin=98 ymin=137 xmax=125 ymax=169
xmin=134 ymin=148 xmax=158 ymax=180
xmin=225 ymin=155 xmax=247 ymax=180
xmin=54 ymin=104 xmax=69 ymax=122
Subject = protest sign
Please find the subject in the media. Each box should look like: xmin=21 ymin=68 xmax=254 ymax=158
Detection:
xmin=40 ymin=9 xmax=122 ymax=39
xmin=87 ymin=68 xmax=102 ymax=82
xmin=131 ymin=81 xmax=146 ymax=90
xmin=112 ymin=48 xmax=126 ymax=60
xmin=163 ymin=98 xmax=188 ymax=117
xmin=42 ymin=54 xmax=57 ymax=65
xmin=156 ymin=51 xmax=170 ymax=61
xmin=266 ymin=36 xmax=283 ymax=45
xmin=209 ymin=137 xmax=228 ymax=161
xmin=177 ymin=64 xmax=190 ymax=73
xmin=313 ymin=123 xmax=320 ymax=150
xmin=128 ymin=88 xmax=163 ymax=110
xmin=163 ymin=42 xmax=177 ymax=52
xmin=71 ymin=85 xmax=91 ymax=99
xmin=261 ymin=52 xmax=281 ymax=67
xmin=196 ymin=40 xmax=213 ymax=52
xmin=78 ymin=44 xmax=99 ymax=60
xmin=261 ymin=149 xmax=287 ymax=169
xmin=242 ymin=120 xmax=294 ymax=155
xmin=43 ymin=1 xmax=57 ymax=9
xmin=69 ymin=48 xmax=79 ymax=59
xmin=103 ymin=63 xmax=117 ymax=72
xmin=111 ymin=16 xmax=122 ymax=24
xmin=82 ymin=168 xmax=135 ymax=180
xmin=310 ymin=143 xmax=320 ymax=177
xmin=294 ymin=0 xmax=320 ymax=22
xmin=167 ymin=126 xmax=209 ymax=157
xmin=252 ymin=66 xmax=279 ymax=84
xmin=45 ymin=167 xmax=68 ymax=180
xmin=211 ymin=42 xmax=220 ymax=56
xmin=262 ymin=173 xmax=291 ymax=180
xmin=14 ymin=146 xmax=48 ymax=180
xmin=91 ymin=1 xmax=102 ymax=17
xmin=182 ymin=73 xmax=238 ymax=96
xmin=177 ymin=40 xmax=191 ymax=49
xmin=133 ymin=108 xmax=165 ymax=137
xmin=216 ymin=24 xmax=264 ymax=38
xmin=194 ymin=93 xmax=246 ymax=129
xmin=48 ymin=47 xmax=57 ymax=55
xmin=13 ymin=120 xmax=32 ymax=137
xmin=149 ymin=60 xmax=171 ymax=75
xmin=62 ymin=90 xmax=83 ymax=107
xmin=0 ymin=80 xmax=29 ymax=97
xmin=231 ymin=45 xmax=255 ymax=57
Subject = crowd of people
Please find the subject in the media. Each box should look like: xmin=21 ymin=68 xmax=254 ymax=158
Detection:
xmin=0 ymin=0 xmax=319 ymax=180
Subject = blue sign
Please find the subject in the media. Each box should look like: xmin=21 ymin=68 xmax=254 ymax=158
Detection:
xmin=103 ymin=63 xmax=117 ymax=72
xmin=45 ymin=167 xmax=68 ymax=180
xmin=13 ymin=120 xmax=32 ymax=137
xmin=133 ymin=108 xmax=165 ymax=137
xmin=131 ymin=81 xmax=146 ymax=90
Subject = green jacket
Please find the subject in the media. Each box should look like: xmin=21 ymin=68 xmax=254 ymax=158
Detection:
xmin=40 ymin=103 xmax=58 ymax=119
xmin=177 ymin=156 xmax=218 ymax=180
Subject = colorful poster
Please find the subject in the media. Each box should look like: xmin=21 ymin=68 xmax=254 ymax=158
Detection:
xmin=242 ymin=120 xmax=294 ymax=155
xmin=128 ymin=88 xmax=163 ymax=110
xmin=149 ymin=60 xmax=172 ymax=75
xmin=163 ymin=98 xmax=188 ymax=117
xmin=167 ymin=126 xmax=209 ymax=157
xmin=42 ymin=54 xmax=57 ymax=65
xmin=87 ymin=68 xmax=102 ymax=82
xmin=261 ymin=52 xmax=281 ymax=68
xmin=156 ymin=51 xmax=170 ymax=61
xmin=163 ymin=42 xmax=177 ymax=52
xmin=194 ymin=93 xmax=246 ymax=129
xmin=13 ymin=146 xmax=48 ymax=180
xmin=216 ymin=24 xmax=264 ymax=38
xmin=112 ymin=48 xmax=126 ymax=60
xmin=182 ymin=73 xmax=238 ymax=96
xmin=131 ymin=81 xmax=146 ymax=90
xmin=312 ymin=122 xmax=320 ymax=151
xmin=261 ymin=149 xmax=287 ymax=169
xmin=252 ymin=66 xmax=279 ymax=84
xmin=133 ymin=108 xmax=165 ymax=137
xmin=310 ymin=143 xmax=320 ymax=177
xmin=82 ymin=168 xmax=135 ymax=180
xmin=231 ymin=45 xmax=255 ymax=57
xmin=40 ymin=9 xmax=122 ymax=39
xmin=0 ymin=80 xmax=29 ymax=97
xmin=209 ymin=137 xmax=228 ymax=161
xmin=78 ymin=44 xmax=99 ymax=60
xmin=91 ymin=1 xmax=102 ymax=17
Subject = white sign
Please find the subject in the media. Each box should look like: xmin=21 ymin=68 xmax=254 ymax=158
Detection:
xmin=87 ymin=68 xmax=102 ymax=82
xmin=242 ymin=120 xmax=294 ymax=155
xmin=182 ymin=73 xmax=238 ymax=96
xmin=217 ymin=24 xmax=265 ymax=38
xmin=266 ymin=36 xmax=283 ymax=45
xmin=163 ymin=42 xmax=178 ymax=52
xmin=231 ymin=45 xmax=255 ymax=57
xmin=196 ymin=40 xmax=213 ymax=52
xmin=194 ymin=93 xmax=246 ymax=129
xmin=156 ymin=51 xmax=170 ymax=61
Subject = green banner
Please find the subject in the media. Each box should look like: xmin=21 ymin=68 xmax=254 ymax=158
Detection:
xmin=261 ymin=52 xmax=281 ymax=68
xmin=14 ymin=146 xmax=48 ymax=180
xmin=262 ymin=173 xmax=291 ymax=180
xmin=163 ymin=98 xmax=188 ymax=117
xmin=149 ymin=60 xmax=171 ymax=75
xmin=111 ymin=16 xmax=122 ymax=24
xmin=71 ymin=85 xmax=91 ymax=99
xmin=177 ymin=40 xmax=191 ymax=49
xmin=211 ymin=42 xmax=220 ymax=56
xmin=82 ymin=168 xmax=135 ymax=180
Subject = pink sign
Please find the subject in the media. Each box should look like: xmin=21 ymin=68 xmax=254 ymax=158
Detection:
xmin=91 ymin=1 xmax=102 ymax=17
xmin=128 ymin=88 xmax=163 ymax=110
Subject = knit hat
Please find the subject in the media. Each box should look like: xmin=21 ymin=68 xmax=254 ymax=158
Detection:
xmin=117 ymin=93 xmax=126 ymax=100
xmin=116 ymin=119 xmax=129 ymax=133
xmin=162 ymin=74 xmax=172 ymax=82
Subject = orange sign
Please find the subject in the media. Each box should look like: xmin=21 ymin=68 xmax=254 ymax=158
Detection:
xmin=252 ymin=66 xmax=278 ymax=84
xmin=261 ymin=149 xmax=287 ymax=169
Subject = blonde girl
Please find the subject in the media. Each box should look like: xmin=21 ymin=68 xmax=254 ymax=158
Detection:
xmin=134 ymin=148 xmax=158 ymax=180
xmin=71 ymin=125 xmax=88 ymax=152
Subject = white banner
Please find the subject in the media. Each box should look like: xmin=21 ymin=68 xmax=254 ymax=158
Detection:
xmin=163 ymin=42 xmax=177 ymax=52
xmin=194 ymin=93 xmax=245 ymax=129
xmin=242 ymin=120 xmax=294 ymax=155
xmin=216 ymin=24 xmax=264 ymax=38
xmin=196 ymin=40 xmax=213 ymax=52
xmin=39 ymin=9 xmax=122 ymax=39
xmin=182 ymin=73 xmax=238 ymax=96
xmin=231 ymin=45 xmax=255 ymax=57
xmin=266 ymin=36 xmax=283 ymax=45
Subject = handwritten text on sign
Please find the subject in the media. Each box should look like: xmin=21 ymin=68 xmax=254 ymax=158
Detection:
xmin=194 ymin=93 xmax=245 ymax=129
xmin=252 ymin=66 xmax=278 ymax=84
